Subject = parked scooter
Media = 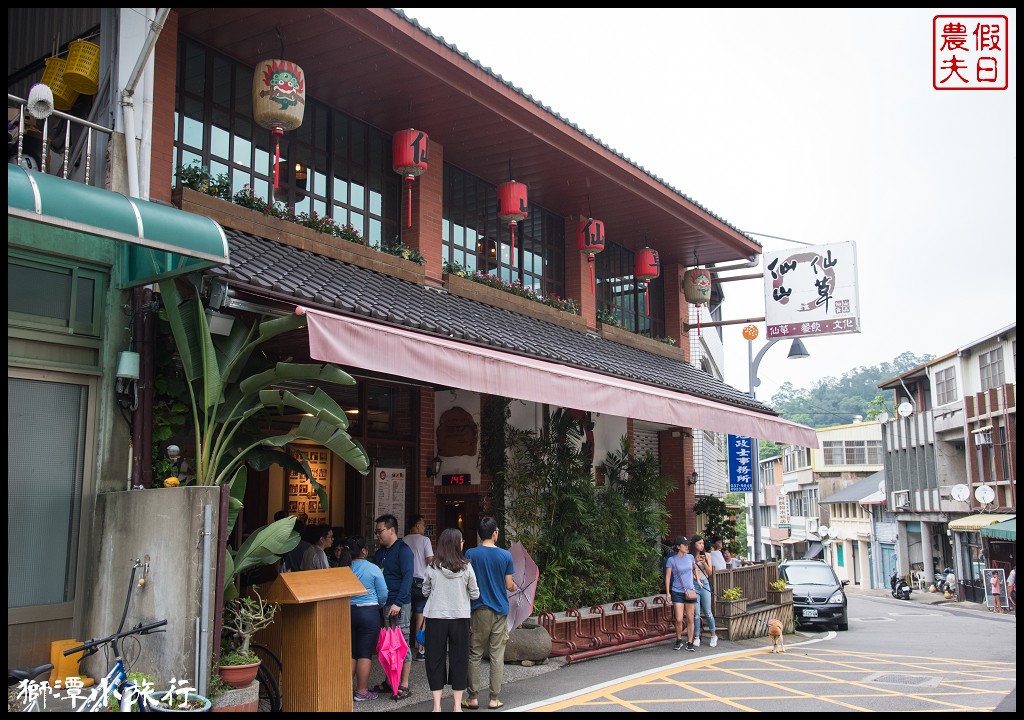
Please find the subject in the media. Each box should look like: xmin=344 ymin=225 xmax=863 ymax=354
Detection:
xmin=890 ymin=569 xmax=912 ymax=600
xmin=935 ymin=567 xmax=955 ymax=593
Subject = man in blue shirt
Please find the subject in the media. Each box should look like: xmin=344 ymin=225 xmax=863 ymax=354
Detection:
xmin=372 ymin=513 xmax=415 ymax=699
xmin=463 ymin=517 xmax=516 ymax=710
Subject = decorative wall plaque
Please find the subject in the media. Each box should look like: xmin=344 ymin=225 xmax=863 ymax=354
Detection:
xmin=437 ymin=406 xmax=478 ymax=457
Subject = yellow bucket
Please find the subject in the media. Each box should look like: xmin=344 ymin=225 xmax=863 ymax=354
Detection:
xmin=63 ymin=39 xmax=100 ymax=95
xmin=41 ymin=57 xmax=79 ymax=111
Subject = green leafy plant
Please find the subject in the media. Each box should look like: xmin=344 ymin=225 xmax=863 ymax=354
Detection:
xmin=693 ymin=495 xmax=738 ymax=547
xmin=220 ymin=592 xmax=277 ymax=665
xmin=177 ymin=161 xmax=231 ymax=200
xmin=658 ymin=336 xmax=677 ymax=346
xmin=461 ymin=270 xmax=581 ymax=316
xmin=596 ymin=308 xmax=620 ymax=327
xmin=107 ymin=671 xmax=154 ymax=711
xmin=442 ymin=259 xmax=471 ymax=277
xmin=721 ymin=586 xmax=744 ymax=601
xmin=223 ymin=516 xmax=300 ymax=602
xmin=381 ymin=235 xmax=427 ymax=265
xmin=769 ymin=579 xmax=789 ymax=592
xmin=205 ymin=673 xmax=231 ymax=703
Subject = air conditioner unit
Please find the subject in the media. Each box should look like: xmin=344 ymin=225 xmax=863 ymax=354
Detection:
xmin=974 ymin=432 xmax=992 ymax=447
xmin=891 ymin=490 xmax=911 ymax=509
xmin=939 ymin=485 xmax=953 ymax=499
xmin=806 ymin=517 xmax=819 ymax=534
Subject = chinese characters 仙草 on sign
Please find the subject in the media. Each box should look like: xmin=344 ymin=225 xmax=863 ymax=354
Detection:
xmin=762 ymin=241 xmax=860 ymax=340
xmin=727 ymin=434 xmax=754 ymax=493
xmin=933 ymin=15 xmax=1009 ymax=91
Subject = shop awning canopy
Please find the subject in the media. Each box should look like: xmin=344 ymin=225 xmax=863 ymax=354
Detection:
xmin=300 ymin=306 xmax=821 ymax=446
xmin=779 ymin=537 xmax=802 ymax=545
xmin=979 ymin=517 xmax=1016 ymax=541
xmin=948 ymin=513 xmax=1016 ymax=533
xmin=803 ymin=541 xmax=824 ymax=559
xmin=8 ymin=165 xmax=229 ymax=287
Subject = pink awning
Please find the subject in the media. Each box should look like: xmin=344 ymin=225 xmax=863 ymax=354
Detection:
xmin=300 ymin=306 xmax=819 ymax=447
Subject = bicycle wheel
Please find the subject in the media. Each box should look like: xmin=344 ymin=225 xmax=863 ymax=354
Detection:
xmin=255 ymin=663 xmax=281 ymax=712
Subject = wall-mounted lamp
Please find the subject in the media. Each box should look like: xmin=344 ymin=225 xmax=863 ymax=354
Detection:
xmin=688 ymin=470 xmax=699 ymax=486
xmin=294 ymin=162 xmax=307 ymax=188
xmin=426 ymin=454 xmax=443 ymax=478
xmin=115 ymin=350 xmax=140 ymax=411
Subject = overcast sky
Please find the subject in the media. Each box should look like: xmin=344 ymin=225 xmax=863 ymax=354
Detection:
xmin=398 ymin=8 xmax=1017 ymax=406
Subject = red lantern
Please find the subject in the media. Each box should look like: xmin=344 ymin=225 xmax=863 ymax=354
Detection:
xmin=392 ymin=128 xmax=429 ymax=228
xmin=577 ymin=217 xmax=605 ymax=293
xmin=634 ymin=247 xmax=660 ymax=316
xmin=497 ymin=181 xmax=528 ymax=263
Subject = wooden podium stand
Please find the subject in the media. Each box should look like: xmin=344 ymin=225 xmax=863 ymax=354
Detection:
xmin=266 ymin=568 xmax=365 ymax=712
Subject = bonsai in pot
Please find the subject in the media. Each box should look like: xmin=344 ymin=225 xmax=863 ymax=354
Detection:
xmin=218 ymin=591 xmax=278 ymax=688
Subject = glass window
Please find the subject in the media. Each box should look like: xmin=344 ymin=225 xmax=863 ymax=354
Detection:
xmin=596 ymin=242 xmax=664 ymax=337
xmin=979 ymin=348 xmax=1004 ymax=391
xmin=935 ymin=366 xmax=958 ymax=405
xmin=8 ymin=255 xmax=107 ymax=338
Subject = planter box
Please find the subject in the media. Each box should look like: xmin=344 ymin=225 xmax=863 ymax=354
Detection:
xmin=443 ymin=273 xmax=588 ymax=333
xmin=715 ymin=598 xmax=749 ymax=618
xmin=597 ymin=322 xmax=684 ymax=361
xmin=172 ymin=187 xmax=426 ymax=284
xmin=212 ymin=680 xmax=259 ymax=713
xmin=766 ymin=589 xmax=793 ymax=605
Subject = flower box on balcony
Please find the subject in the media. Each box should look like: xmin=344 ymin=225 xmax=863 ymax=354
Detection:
xmin=442 ymin=273 xmax=589 ymax=334
xmin=596 ymin=322 xmax=683 ymax=361
xmin=714 ymin=598 xmax=749 ymax=618
xmin=172 ymin=187 xmax=426 ymax=284
xmin=766 ymin=588 xmax=793 ymax=605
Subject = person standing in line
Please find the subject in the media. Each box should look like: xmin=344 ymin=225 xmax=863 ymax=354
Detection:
xmin=462 ymin=517 xmax=517 ymax=710
xmin=300 ymin=524 xmax=333 ymax=570
xmin=708 ymin=535 xmax=728 ymax=572
xmin=347 ymin=535 xmax=388 ymax=702
xmin=404 ymin=513 xmax=435 ymax=661
xmin=372 ymin=514 xmax=415 ymax=699
xmin=665 ymin=535 xmax=698 ymax=651
xmin=723 ymin=548 xmax=743 ymax=569
xmin=279 ymin=512 xmax=310 ymax=572
xmin=690 ymin=535 xmax=720 ymax=648
xmin=1007 ymin=566 xmax=1016 ymax=610
xmin=422 ymin=527 xmax=480 ymax=713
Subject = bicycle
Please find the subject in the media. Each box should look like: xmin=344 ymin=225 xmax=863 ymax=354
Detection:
xmin=7 ymin=663 xmax=54 ymax=712
xmin=251 ymin=643 xmax=283 ymax=712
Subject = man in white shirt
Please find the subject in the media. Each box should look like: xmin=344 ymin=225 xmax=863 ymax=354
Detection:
xmin=404 ymin=514 xmax=434 ymax=660
xmin=722 ymin=548 xmax=743 ymax=569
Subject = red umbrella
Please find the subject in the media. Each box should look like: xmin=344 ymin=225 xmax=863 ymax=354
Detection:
xmin=375 ymin=620 xmax=409 ymax=700
xmin=507 ymin=542 xmax=540 ymax=632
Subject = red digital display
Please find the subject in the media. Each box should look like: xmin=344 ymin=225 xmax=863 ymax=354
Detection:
xmin=441 ymin=473 xmax=470 ymax=486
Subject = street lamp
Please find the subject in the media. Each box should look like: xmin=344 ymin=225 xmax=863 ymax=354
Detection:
xmin=747 ymin=334 xmax=809 ymax=561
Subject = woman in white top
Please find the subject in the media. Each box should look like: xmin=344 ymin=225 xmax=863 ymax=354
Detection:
xmin=422 ymin=528 xmax=479 ymax=713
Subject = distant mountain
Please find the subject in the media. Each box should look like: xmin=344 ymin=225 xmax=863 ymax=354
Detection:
xmin=768 ymin=351 xmax=933 ymax=429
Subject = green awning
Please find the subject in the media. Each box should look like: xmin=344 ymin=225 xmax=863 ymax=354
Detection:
xmin=980 ymin=517 xmax=1016 ymax=541
xmin=7 ymin=165 xmax=228 ymax=287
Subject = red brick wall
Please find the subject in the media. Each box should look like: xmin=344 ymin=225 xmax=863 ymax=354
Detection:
xmin=660 ymin=429 xmax=695 ymax=537
xmin=149 ymin=11 xmax=179 ymax=204
xmin=418 ymin=387 xmax=437 ymax=529
xmin=406 ymin=140 xmax=444 ymax=286
xmin=563 ymin=216 xmax=596 ymax=330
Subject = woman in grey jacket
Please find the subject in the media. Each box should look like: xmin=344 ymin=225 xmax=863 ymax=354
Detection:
xmin=422 ymin=527 xmax=480 ymax=712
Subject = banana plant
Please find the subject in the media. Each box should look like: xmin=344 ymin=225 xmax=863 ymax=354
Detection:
xmin=159 ymin=274 xmax=370 ymax=493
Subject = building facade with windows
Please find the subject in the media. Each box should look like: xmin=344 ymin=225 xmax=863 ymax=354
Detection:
xmin=879 ymin=324 xmax=1016 ymax=604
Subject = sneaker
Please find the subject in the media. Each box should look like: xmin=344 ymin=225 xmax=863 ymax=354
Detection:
xmin=685 ymin=642 xmax=696 ymax=652
xmin=673 ymin=639 xmax=684 ymax=651
xmin=693 ymin=635 xmax=701 ymax=647
xmin=414 ymin=650 xmax=426 ymax=662
xmin=709 ymin=636 xmax=718 ymax=648
xmin=354 ymin=690 xmax=378 ymax=702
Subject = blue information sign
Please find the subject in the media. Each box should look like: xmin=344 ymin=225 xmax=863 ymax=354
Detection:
xmin=727 ymin=434 xmax=755 ymax=493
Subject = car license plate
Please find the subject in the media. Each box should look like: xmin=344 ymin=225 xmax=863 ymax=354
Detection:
xmin=801 ymin=608 xmax=818 ymax=618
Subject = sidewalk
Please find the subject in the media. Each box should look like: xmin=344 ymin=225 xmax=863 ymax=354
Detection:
xmin=844 ymin=582 xmax=1016 ymax=615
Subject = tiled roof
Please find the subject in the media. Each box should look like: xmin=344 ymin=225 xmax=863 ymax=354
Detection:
xmin=209 ymin=228 xmax=776 ymax=416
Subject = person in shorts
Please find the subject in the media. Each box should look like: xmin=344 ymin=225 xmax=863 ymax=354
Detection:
xmin=372 ymin=514 xmax=414 ymax=698
xmin=347 ymin=535 xmax=387 ymax=702
xmin=664 ymin=535 xmax=698 ymax=651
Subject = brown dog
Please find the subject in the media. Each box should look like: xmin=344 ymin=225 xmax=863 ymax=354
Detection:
xmin=767 ymin=619 xmax=785 ymax=653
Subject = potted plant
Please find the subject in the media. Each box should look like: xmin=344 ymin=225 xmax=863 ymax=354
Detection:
xmin=218 ymin=592 xmax=277 ymax=688
xmin=716 ymin=586 xmax=748 ymax=618
xmin=144 ymin=687 xmax=213 ymax=713
xmin=766 ymin=578 xmax=793 ymax=604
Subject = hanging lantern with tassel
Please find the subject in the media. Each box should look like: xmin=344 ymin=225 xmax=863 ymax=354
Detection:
xmin=577 ymin=217 xmax=605 ymax=294
xmin=392 ymin=128 xmax=429 ymax=228
xmin=682 ymin=267 xmax=713 ymax=336
xmin=252 ymin=59 xmax=306 ymax=191
xmin=497 ymin=180 xmax=528 ymax=265
xmin=634 ymin=246 xmax=660 ymax=316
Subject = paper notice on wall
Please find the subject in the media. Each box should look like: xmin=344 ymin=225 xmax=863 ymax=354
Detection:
xmin=373 ymin=466 xmax=407 ymax=535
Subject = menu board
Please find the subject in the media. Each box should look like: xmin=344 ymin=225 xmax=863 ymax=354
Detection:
xmin=287 ymin=444 xmax=331 ymax=525
xmin=373 ymin=466 xmax=407 ymax=535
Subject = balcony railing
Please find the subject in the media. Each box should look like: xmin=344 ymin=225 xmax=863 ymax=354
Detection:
xmin=8 ymin=93 xmax=111 ymax=185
